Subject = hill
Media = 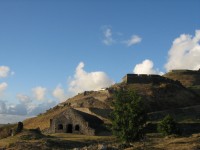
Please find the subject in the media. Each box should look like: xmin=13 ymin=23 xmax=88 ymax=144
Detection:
xmin=1 ymin=72 xmax=200 ymax=149
xmin=23 ymin=73 xmax=200 ymax=131
xmin=164 ymin=69 xmax=200 ymax=87
xmin=164 ymin=69 xmax=200 ymax=96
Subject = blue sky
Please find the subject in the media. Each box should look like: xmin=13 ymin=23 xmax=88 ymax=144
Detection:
xmin=0 ymin=0 xmax=200 ymax=123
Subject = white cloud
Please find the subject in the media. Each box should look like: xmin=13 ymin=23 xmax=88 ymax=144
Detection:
xmin=0 ymin=114 xmax=30 ymax=124
xmin=28 ymin=100 xmax=56 ymax=116
xmin=124 ymin=35 xmax=142 ymax=46
xmin=133 ymin=59 xmax=163 ymax=75
xmin=32 ymin=86 xmax=47 ymax=101
xmin=102 ymin=27 xmax=115 ymax=45
xmin=0 ymin=101 xmax=7 ymax=114
xmin=52 ymin=85 xmax=66 ymax=102
xmin=68 ymin=62 xmax=114 ymax=94
xmin=165 ymin=30 xmax=200 ymax=71
xmin=16 ymin=94 xmax=32 ymax=104
xmin=0 ymin=66 xmax=10 ymax=78
xmin=7 ymin=103 xmax=27 ymax=115
xmin=0 ymin=82 xmax=8 ymax=92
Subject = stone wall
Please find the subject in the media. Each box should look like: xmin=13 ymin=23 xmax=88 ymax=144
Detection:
xmin=50 ymin=108 xmax=103 ymax=135
xmin=122 ymin=74 xmax=182 ymax=85
xmin=51 ymin=115 xmax=95 ymax=135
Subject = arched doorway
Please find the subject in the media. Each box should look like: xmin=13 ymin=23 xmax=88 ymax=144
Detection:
xmin=75 ymin=125 xmax=80 ymax=131
xmin=58 ymin=124 xmax=63 ymax=130
xmin=66 ymin=124 xmax=73 ymax=133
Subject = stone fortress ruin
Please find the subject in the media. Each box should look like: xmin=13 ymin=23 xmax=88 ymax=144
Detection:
xmin=122 ymin=73 xmax=182 ymax=85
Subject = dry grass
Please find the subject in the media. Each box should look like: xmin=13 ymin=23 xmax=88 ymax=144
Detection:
xmin=23 ymin=106 xmax=69 ymax=130
xmin=124 ymin=133 xmax=200 ymax=150
xmin=49 ymin=133 xmax=116 ymax=142
xmin=1 ymin=132 xmax=199 ymax=150
xmin=0 ymin=134 xmax=20 ymax=147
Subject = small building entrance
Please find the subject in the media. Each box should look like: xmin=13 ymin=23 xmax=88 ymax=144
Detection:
xmin=58 ymin=124 xmax=63 ymax=130
xmin=75 ymin=125 xmax=80 ymax=131
xmin=66 ymin=124 xmax=73 ymax=133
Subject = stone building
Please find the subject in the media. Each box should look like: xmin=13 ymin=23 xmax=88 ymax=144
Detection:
xmin=49 ymin=107 xmax=103 ymax=135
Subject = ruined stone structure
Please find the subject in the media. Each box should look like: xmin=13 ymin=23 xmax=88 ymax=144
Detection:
xmin=50 ymin=107 xmax=103 ymax=135
xmin=122 ymin=74 xmax=182 ymax=85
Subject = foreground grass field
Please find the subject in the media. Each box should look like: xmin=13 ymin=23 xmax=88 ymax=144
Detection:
xmin=0 ymin=130 xmax=200 ymax=150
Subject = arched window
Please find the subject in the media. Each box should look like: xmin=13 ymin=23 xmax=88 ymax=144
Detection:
xmin=75 ymin=125 xmax=80 ymax=131
xmin=58 ymin=124 xmax=63 ymax=130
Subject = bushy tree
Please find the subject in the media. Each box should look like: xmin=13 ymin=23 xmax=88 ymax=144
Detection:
xmin=111 ymin=89 xmax=147 ymax=142
xmin=157 ymin=115 xmax=179 ymax=136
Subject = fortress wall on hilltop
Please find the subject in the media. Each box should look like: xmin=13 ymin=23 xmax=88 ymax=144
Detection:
xmin=122 ymin=74 xmax=182 ymax=85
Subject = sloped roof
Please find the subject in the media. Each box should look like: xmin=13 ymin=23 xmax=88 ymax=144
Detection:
xmin=53 ymin=107 xmax=103 ymax=129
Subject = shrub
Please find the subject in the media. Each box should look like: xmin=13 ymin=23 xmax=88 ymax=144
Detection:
xmin=157 ymin=115 xmax=179 ymax=136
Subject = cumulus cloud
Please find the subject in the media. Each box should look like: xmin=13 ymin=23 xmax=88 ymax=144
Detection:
xmin=32 ymin=86 xmax=47 ymax=101
xmin=52 ymin=85 xmax=66 ymax=102
xmin=16 ymin=94 xmax=32 ymax=104
xmin=0 ymin=87 xmax=57 ymax=123
xmin=0 ymin=101 xmax=7 ymax=114
xmin=103 ymin=27 xmax=115 ymax=45
xmin=133 ymin=59 xmax=163 ymax=75
xmin=0 ymin=114 xmax=30 ymax=124
xmin=0 ymin=82 xmax=8 ymax=93
xmin=0 ymin=98 xmax=56 ymax=119
xmin=7 ymin=103 xmax=27 ymax=115
xmin=68 ymin=62 xmax=114 ymax=94
xmin=165 ymin=30 xmax=200 ymax=71
xmin=124 ymin=35 xmax=142 ymax=46
xmin=28 ymin=100 xmax=56 ymax=116
xmin=0 ymin=66 xmax=10 ymax=78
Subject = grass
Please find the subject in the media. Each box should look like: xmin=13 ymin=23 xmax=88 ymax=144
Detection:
xmin=23 ymin=105 xmax=70 ymax=130
xmin=0 ymin=130 xmax=199 ymax=149
xmin=49 ymin=133 xmax=116 ymax=142
xmin=0 ymin=134 xmax=20 ymax=148
xmin=0 ymin=131 xmax=117 ymax=149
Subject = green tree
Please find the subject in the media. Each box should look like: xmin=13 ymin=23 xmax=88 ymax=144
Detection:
xmin=157 ymin=114 xmax=179 ymax=136
xmin=111 ymin=89 xmax=147 ymax=142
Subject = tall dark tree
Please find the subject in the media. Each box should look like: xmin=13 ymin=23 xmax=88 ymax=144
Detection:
xmin=111 ymin=89 xmax=147 ymax=142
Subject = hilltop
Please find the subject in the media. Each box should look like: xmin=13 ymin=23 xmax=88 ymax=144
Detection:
xmin=164 ymin=69 xmax=200 ymax=87
xmin=164 ymin=69 xmax=200 ymax=96
xmin=23 ymin=72 xmax=200 ymax=131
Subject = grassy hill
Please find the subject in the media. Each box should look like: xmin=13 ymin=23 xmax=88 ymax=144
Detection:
xmin=110 ymin=82 xmax=200 ymax=112
xmin=22 ymin=73 xmax=200 ymax=131
xmin=164 ymin=70 xmax=200 ymax=97
xmin=1 ymin=72 xmax=200 ymax=149
xmin=164 ymin=69 xmax=200 ymax=87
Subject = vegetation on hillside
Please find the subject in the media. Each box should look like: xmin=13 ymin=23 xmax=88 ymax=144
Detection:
xmin=157 ymin=115 xmax=180 ymax=136
xmin=111 ymin=89 xmax=147 ymax=142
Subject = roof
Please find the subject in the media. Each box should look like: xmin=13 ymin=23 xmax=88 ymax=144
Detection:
xmin=52 ymin=107 xmax=103 ymax=129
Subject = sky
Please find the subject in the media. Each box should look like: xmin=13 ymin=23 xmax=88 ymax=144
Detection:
xmin=0 ymin=0 xmax=200 ymax=123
